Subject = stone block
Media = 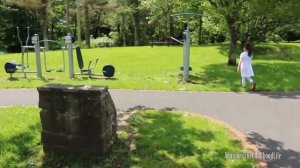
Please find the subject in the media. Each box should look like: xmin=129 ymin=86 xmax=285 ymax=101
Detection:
xmin=37 ymin=84 xmax=117 ymax=155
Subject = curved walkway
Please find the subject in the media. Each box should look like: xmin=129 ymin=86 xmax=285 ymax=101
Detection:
xmin=0 ymin=89 xmax=299 ymax=167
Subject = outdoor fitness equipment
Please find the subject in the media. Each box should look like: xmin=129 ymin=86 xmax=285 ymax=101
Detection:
xmin=40 ymin=39 xmax=66 ymax=73
xmin=4 ymin=27 xmax=66 ymax=78
xmin=64 ymin=33 xmax=115 ymax=78
xmin=17 ymin=27 xmax=38 ymax=70
xmin=75 ymin=47 xmax=115 ymax=78
xmin=5 ymin=33 xmax=114 ymax=79
xmin=4 ymin=27 xmax=43 ymax=78
xmin=171 ymin=13 xmax=201 ymax=82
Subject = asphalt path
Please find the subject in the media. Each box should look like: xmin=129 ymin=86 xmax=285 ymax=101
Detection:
xmin=0 ymin=89 xmax=299 ymax=167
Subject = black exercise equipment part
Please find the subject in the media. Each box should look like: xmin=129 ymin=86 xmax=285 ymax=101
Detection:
xmin=180 ymin=66 xmax=192 ymax=71
xmin=75 ymin=47 xmax=115 ymax=78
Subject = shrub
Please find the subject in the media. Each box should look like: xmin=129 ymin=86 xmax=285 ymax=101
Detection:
xmin=91 ymin=36 xmax=114 ymax=48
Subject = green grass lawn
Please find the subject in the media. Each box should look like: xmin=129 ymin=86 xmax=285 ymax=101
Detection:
xmin=0 ymin=106 xmax=255 ymax=167
xmin=0 ymin=43 xmax=299 ymax=91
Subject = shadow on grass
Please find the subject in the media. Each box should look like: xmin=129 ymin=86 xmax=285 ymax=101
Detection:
xmin=75 ymin=76 xmax=118 ymax=81
xmin=127 ymin=109 xmax=229 ymax=168
xmin=0 ymin=123 xmax=41 ymax=167
xmin=254 ymin=44 xmax=300 ymax=62
xmin=190 ymin=63 xmax=241 ymax=91
xmin=5 ymin=77 xmax=55 ymax=82
xmin=253 ymin=62 xmax=300 ymax=91
xmin=216 ymin=43 xmax=230 ymax=57
xmin=188 ymin=61 xmax=300 ymax=92
xmin=215 ymin=43 xmax=300 ymax=61
xmin=8 ymin=77 xmax=20 ymax=81
xmin=40 ymin=154 xmax=111 ymax=168
xmin=248 ymin=132 xmax=300 ymax=168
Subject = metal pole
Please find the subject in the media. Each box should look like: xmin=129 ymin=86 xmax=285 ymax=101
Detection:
xmin=183 ymin=26 xmax=190 ymax=82
xmin=26 ymin=27 xmax=30 ymax=46
xmin=171 ymin=13 xmax=201 ymax=82
xmin=32 ymin=34 xmax=43 ymax=78
xmin=65 ymin=33 xmax=74 ymax=78
xmin=16 ymin=27 xmax=22 ymax=47
xmin=61 ymin=46 xmax=66 ymax=72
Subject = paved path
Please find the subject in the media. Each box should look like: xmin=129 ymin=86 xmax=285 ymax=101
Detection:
xmin=0 ymin=89 xmax=299 ymax=167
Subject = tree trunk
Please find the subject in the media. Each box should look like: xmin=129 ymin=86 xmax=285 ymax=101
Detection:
xmin=84 ymin=5 xmax=90 ymax=48
xmin=132 ymin=13 xmax=139 ymax=46
xmin=198 ymin=16 xmax=203 ymax=45
xmin=169 ymin=14 xmax=174 ymax=38
xmin=226 ymin=16 xmax=239 ymax=66
xmin=41 ymin=6 xmax=49 ymax=50
xmin=132 ymin=7 xmax=139 ymax=46
xmin=50 ymin=19 xmax=54 ymax=39
xmin=121 ymin=16 xmax=126 ymax=46
xmin=77 ymin=4 xmax=82 ymax=47
xmin=66 ymin=0 xmax=71 ymax=33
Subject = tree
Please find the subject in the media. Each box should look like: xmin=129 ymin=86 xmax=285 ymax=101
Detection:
xmin=239 ymin=0 xmax=300 ymax=45
xmin=141 ymin=0 xmax=179 ymax=41
xmin=208 ymin=0 xmax=247 ymax=66
xmin=77 ymin=0 xmax=109 ymax=48
xmin=76 ymin=1 xmax=82 ymax=46
xmin=40 ymin=0 xmax=49 ymax=50
xmin=208 ymin=0 xmax=300 ymax=65
xmin=107 ymin=0 xmax=133 ymax=46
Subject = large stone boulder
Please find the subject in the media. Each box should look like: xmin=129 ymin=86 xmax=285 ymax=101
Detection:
xmin=37 ymin=84 xmax=117 ymax=155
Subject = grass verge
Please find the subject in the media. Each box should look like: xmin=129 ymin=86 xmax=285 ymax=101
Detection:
xmin=0 ymin=106 xmax=255 ymax=167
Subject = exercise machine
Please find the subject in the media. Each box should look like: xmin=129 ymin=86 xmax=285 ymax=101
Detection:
xmin=4 ymin=27 xmax=66 ymax=78
xmin=75 ymin=47 xmax=115 ymax=78
xmin=170 ymin=13 xmax=201 ymax=82
xmin=4 ymin=28 xmax=43 ymax=78
xmin=64 ymin=34 xmax=115 ymax=79
xmin=40 ymin=39 xmax=66 ymax=73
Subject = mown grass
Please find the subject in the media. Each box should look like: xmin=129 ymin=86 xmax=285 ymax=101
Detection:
xmin=0 ymin=107 xmax=255 ymax=168
xmin=0 ymin=43 xmax=299 ymax=91
xmin=0 ymin=106 xmax=41 ymax=168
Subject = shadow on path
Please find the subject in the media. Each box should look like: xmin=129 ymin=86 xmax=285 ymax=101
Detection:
xmin=255 ymin=92 xmax=300 ymax=100
xmin=248 ymin=132 xmax=300 ymax=168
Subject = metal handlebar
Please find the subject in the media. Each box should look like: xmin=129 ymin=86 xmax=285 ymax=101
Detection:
xmin=16 ymin=27 xmax=22 ymax=47
xmin=170 ymin=37 xmax=184 ymax=45
xmin=39 ymin=39 xmax=61 ymax=44
xmin=26 ymin=27 xmax=30 ymax=46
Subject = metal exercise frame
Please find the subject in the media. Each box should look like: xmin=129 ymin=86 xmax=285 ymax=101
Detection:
xmin=39 ymin=39 xmax=66 ymax=73
xmin=6 ymin=27 xmax=66 ymax=78
xmin=170 ymin=13 xmax=201 ymax=82
xmin=15 ymin=27 xmax=43 ymax=78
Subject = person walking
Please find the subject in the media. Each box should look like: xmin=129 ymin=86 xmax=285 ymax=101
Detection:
xmin=237 ymin=42 xmax=256 ymax=91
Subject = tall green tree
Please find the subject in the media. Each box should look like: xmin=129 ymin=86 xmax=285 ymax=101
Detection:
xmin=208 ymin=0 xmax=300 ymax=65
xmin=208 ymin=0 xmax=247 ymax=66
xmin=141 ymin=0 xmax=179 ymax=41
xmin=78 ymin=0 xmax=108 ymax=48
xmin=107 ymin=0 xmax=133 ymax=46
xmin=239 ymin=0 xmax=300 ymax=45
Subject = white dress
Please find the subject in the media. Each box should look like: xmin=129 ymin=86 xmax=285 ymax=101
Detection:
xmin=240 ymin=52 xmax=254 ymax=77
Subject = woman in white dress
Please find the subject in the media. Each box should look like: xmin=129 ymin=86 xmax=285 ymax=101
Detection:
xmin=237 ymin=42 xmax=256 ymax=91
